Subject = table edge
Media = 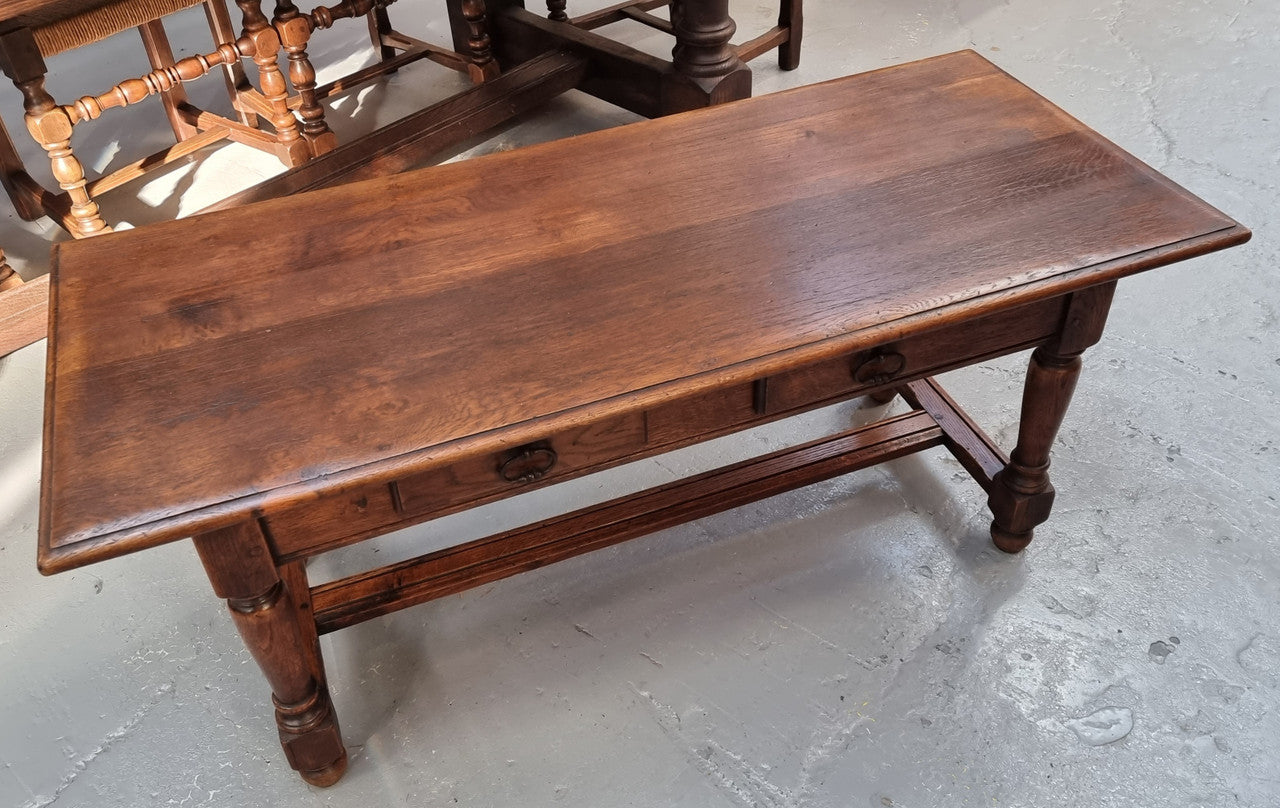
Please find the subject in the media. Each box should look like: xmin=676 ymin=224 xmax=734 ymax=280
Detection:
xmin=37 ymin=222 xmax=1251 ymax=574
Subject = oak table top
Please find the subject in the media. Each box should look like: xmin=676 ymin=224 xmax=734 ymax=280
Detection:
xmin=39 ymin=49 xmax=1248 ymax=574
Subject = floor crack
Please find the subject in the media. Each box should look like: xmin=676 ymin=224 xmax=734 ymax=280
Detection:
xmin=24 ymin=682 xmax=175 ymax=808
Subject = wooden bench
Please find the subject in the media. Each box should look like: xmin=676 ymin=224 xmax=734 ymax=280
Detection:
xmin=37 ymin=51 xmax=1249 ymax=786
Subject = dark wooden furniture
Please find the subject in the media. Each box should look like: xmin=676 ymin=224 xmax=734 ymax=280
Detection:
xmin=204 ymin=0 xmax=803 ymax=211
xmin=461 ymin=0 xmax=798 ymax=118
xmin=37 ymin=51 xmax=1248 ymax=785
xmin=0 ymin=0 xmax=801 ymax=236
xmin=265 ymin=0 xmax=803 ymax=169
xmin=563 ymin=0 xmax=800 ymax=70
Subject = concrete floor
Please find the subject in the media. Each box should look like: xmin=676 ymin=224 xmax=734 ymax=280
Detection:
xmin=2 ymin=0 xmax=1278 ymax=805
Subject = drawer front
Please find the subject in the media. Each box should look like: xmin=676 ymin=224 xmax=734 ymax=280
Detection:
xmin=648 ymin=296 xmax=1064 ymax=446
xmin=392 ymin=412 xmax=648 ymax=518
xmin=764 ymin=297 xmax=1063 ymax=414
xmin=267 ymin=413 xmax=648 ymax=560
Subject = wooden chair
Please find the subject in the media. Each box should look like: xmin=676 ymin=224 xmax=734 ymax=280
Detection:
xmin=267 ymin=0 xmax=500 ymax=148
xmin=0 ymin=0 xmax=318 ymax=237
xmin=272 ymin=0 xmax=802 ymax=145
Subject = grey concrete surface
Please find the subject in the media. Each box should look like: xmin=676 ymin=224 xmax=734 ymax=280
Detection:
xmin=2 ymin=0 xmax=1278 ymax=805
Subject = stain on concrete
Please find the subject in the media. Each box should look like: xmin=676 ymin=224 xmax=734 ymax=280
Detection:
xmin=1149 ymin=639 xmax=1177 ymax=664
xmin=1066 ymin=707 xmax=1135 ymax=747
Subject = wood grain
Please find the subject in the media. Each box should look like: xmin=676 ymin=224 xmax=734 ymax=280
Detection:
xmin=311 ymin=410 xmax=945 ymax=633
xmin=901 ymin=377 xmax=1007 ymax=490
xmin=39 ymin=51 xmax=1249 ymax=572
xmin=192 ymin=520 xmax=347 ymax=784
xmin=0 ymin=272 xmax=47 ymax=357
xmin=393 ymin=412 xmax=647 ymax=516
xmin=261 ymin=295 xmax=1058 ymax=563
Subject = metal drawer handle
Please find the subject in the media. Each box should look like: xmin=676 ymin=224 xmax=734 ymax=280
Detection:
xmin=498 ymin=445 xmax=558 ymax=484
xmin=852 ymin=350 xmax=907 ymax=386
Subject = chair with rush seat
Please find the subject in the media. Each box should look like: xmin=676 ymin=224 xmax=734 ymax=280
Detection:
xmin=0 ymin=0 xmax=317 ymax=238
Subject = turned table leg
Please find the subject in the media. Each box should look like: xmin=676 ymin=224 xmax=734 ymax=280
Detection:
xmin=662 ymin=0 xmax=751 ymax=113
xmin=193 ymin=521 xmax=347 ymax=786
xmin=986 ymin=344 xmax=1081 ymax=553
xmin=988 ymin=283 xmax=1117 ymax=553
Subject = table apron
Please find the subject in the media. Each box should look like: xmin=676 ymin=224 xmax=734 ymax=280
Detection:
xmin=262 ymin=290 xmax=1072 ymax=563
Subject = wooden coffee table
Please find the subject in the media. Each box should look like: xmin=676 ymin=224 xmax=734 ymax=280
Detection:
xmin=37 ymin=51 xmax=1248 ymax=785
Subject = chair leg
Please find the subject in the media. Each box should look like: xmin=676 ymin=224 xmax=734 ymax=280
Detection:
xmin=274 ymin=0 xmax=337 ymax=154
xmin=9 ymin=59 xmax=110 ymax=237
xmin=777 ymin=0 xmax=801 ymax=70
xmin=138 ymin=20 xmax=200 ymax=141
xmin=546 ymin=0 xmax=567 ymax=22
xmin=0 ymin=30 xmax=109 ymax=236
xmin=461 ymin=0 xmax=499 ymax=82
xmin=235 ymin=0 xmax=311 ymax=166
xmin=367 ymin=4 xmax=397 ymax=62
xmin=0 ymin=113 xmax=47 ymax=222
xmin=24 ymin=91 xmax=110 ymax=237
xmin=205 ymin=0 xmax=260 ymax=129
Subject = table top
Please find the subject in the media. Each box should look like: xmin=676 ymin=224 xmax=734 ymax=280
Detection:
xmin=38 ymin=50 xmax=1248 ymax=573
xmin=0 ymin=0 xmax=203 ymax=48
xmin=0 ymin=0 xmax=80 ymax=26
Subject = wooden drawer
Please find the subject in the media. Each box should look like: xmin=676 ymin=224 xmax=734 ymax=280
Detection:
xmin=265 ymin=413 xmax=648 ymax=560
xmin=391 ymin=412 xmax=648 ymax=518
xmin=763 ymin=297 xmax=1063 ymax=415
xmin=649 ymin=296 xmax=1064 ymax=445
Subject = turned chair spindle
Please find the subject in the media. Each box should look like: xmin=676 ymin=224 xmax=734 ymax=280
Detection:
xmin=0 ymin=248 xmax=20 ymax=291
xmin=63 ymin=38 xmax=254 ymax=123
xmin=0 ymin=0 xmax=315 ymax=237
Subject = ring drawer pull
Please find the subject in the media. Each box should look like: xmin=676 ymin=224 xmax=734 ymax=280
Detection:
xmin=852 ymin=350 xmax=907 ymax=386
xmin=498 ymin=445 xmax=558 ymax=484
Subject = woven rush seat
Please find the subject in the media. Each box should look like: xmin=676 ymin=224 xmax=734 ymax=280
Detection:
xmin=15 ymin=0 xmax=204 ymax=54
